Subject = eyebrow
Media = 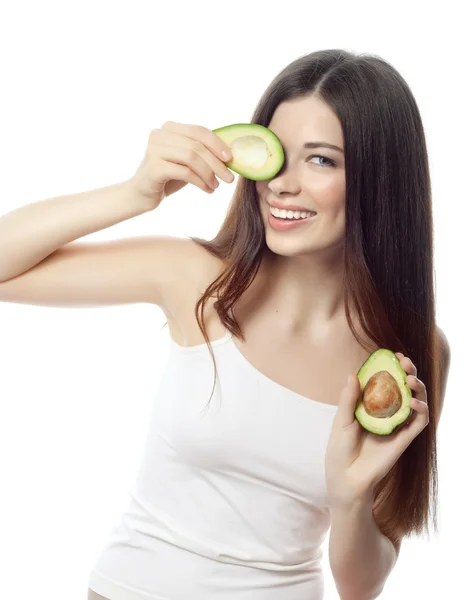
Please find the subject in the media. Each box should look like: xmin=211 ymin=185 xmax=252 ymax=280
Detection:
xmin=303 ymin=142 xmax=344 ymax=154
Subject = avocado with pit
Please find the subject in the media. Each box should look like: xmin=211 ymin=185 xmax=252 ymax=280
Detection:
xmin=354 ymin=349 xmax=413 ymax=436
xmin=213 ymin=124 xmax=284 ymax=181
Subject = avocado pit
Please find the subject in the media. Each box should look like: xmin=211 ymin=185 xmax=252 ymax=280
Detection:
xmin=362 ymin=370 xmax=402 ymax=418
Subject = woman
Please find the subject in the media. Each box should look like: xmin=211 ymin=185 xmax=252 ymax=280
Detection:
xmin=0 ymin=49 xmax=450 ymax=600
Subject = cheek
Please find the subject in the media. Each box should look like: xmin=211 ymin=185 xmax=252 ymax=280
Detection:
xmin=308 ymin=180 xmax=345 ymax=209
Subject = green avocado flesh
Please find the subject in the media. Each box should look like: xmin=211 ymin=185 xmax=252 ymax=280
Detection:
xmin=212 ymin=123 xmax=284 ymax=181
xmin=354 ymin=349 xmax=413 ymax=436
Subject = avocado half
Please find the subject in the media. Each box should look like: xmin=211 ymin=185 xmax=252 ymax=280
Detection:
xmin=212 ymin=123 xmax=284 ymax=181
xmin=354 ymin=349 xmax=413 ymax=436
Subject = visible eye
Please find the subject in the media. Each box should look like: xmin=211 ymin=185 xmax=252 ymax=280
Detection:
xmin=307 ymin=154 xmax=336 ymax=167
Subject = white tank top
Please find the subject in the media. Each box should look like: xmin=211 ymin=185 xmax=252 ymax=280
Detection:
xmin=88 ymin=327 xmax=339 ymax=600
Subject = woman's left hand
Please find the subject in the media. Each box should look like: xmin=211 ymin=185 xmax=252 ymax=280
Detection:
xmin=325 ymin=352 xmax=429 ymax=508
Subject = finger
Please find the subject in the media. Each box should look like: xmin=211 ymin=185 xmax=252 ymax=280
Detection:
xmin=406 ymin=374 xmax=427 ymax=403
xmin=404 ymin=398 xmax=427 ymax=428
xmin=391 ymin=400 xmax=429 ymax=451
xmin=162 ymin=121 xmax=233 ymax=161
xmin=160 ymin=129 xmax=234 ymax=186
xmin=161 ymin=121 xmax=234 ymax=183
xmin=411 ymin=396 xmax=429 ymax=412
xmin=395 ymin=352 xmax=417 ymax=377
xmin=193 ymin=142 xmax=235 ymax=184
xmin=334 ymin=374 xmax=362 ymax=429
xmin=152 ymin=145 xmax=214 ymax=192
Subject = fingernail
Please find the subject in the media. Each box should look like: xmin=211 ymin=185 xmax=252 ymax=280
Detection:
xmin=222 ymin=150 xmax=232 ymax=161
xmin=222 ymin=170 xmax=234 ymax=183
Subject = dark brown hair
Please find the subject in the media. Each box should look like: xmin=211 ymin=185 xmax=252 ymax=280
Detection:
xmin=167 ymin=49 xmax=442 ymax=549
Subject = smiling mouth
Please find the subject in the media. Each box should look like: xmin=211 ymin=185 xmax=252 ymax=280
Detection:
xmin=267 ymin=205 xmax=317 ymax=221
xmin=265 ymin=199 xmax=317 ymax=215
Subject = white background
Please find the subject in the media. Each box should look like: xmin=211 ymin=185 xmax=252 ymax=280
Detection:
xmin=0 ymin=1 xmax=468 ymax=599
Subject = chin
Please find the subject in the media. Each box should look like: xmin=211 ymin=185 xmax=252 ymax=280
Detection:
xmin=263 ymin=216 xmax=346 ymax=260
xmin=265 ymin=236 xmax=320 ymax=258
xmin=264 ymin=227 xmax=317 ymax=258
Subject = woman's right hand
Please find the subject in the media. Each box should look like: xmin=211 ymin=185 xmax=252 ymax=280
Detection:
xmin=127 ymin=121 xmax=235 ymax=210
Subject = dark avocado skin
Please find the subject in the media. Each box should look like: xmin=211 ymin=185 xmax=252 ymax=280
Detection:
xmin=354 ymin=348 xmax=413 ymax=436
xmin=213 ymin=124 xmax=284 ymax=181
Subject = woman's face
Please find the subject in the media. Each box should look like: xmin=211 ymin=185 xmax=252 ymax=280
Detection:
xmin=256 ymin=95 xmax=347 ymax=258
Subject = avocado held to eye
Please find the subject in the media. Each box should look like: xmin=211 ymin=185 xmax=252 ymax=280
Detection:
xmin=212 ymin=123 xmax=284 ymax=181
xmin=354 ymin=349 xmax=413 ymax=436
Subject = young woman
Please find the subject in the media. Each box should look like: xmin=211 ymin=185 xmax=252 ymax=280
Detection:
xmin=0 ymin=49 xmax=450 ymax=600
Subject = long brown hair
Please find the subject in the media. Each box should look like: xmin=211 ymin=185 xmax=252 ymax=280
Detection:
xmin=168 ymin=49 xmax=441 ymax=548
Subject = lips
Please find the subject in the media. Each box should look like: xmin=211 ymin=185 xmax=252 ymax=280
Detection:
xmin=266 ymin=199 xmax=316 ymax=213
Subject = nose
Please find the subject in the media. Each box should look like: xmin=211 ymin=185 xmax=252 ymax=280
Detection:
xmin=267 ymin=167 xmax=301 ymax=196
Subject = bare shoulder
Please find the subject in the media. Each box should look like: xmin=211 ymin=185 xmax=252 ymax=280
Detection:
xmin=436 ymin=325 xmax=451 ymax=364
xmin=435 ymin=325 xmax=451 ymax=422
xmin=161 ymin=237 xmax=228 ymax=345
xmin=177 ymin=237 xmax=226 ymax=287
xmin=145 ymin=235 xmax=223 ymax=310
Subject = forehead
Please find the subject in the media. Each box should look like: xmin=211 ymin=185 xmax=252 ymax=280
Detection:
xmin=269 ymin=96 xmax=343 ymax=148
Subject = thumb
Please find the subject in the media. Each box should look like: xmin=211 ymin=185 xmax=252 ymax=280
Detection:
xmin=335 ymin=373 xmax=362 ymax=428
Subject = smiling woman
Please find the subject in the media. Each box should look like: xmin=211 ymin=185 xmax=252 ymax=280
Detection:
xmin=189 ymin=48 xmax=446 ymax=567
xmin=0 ymin=47 xmax=449 ymax=600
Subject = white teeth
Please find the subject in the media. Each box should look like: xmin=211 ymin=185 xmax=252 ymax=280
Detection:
xmin=269 ymin=206 xmax=316 ymax=220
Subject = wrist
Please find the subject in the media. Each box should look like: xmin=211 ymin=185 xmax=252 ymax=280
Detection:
xmin=121 ymin=178 xmax=160 ymax=213
xmin=329 ymin=486 xmax=375 ymax=513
